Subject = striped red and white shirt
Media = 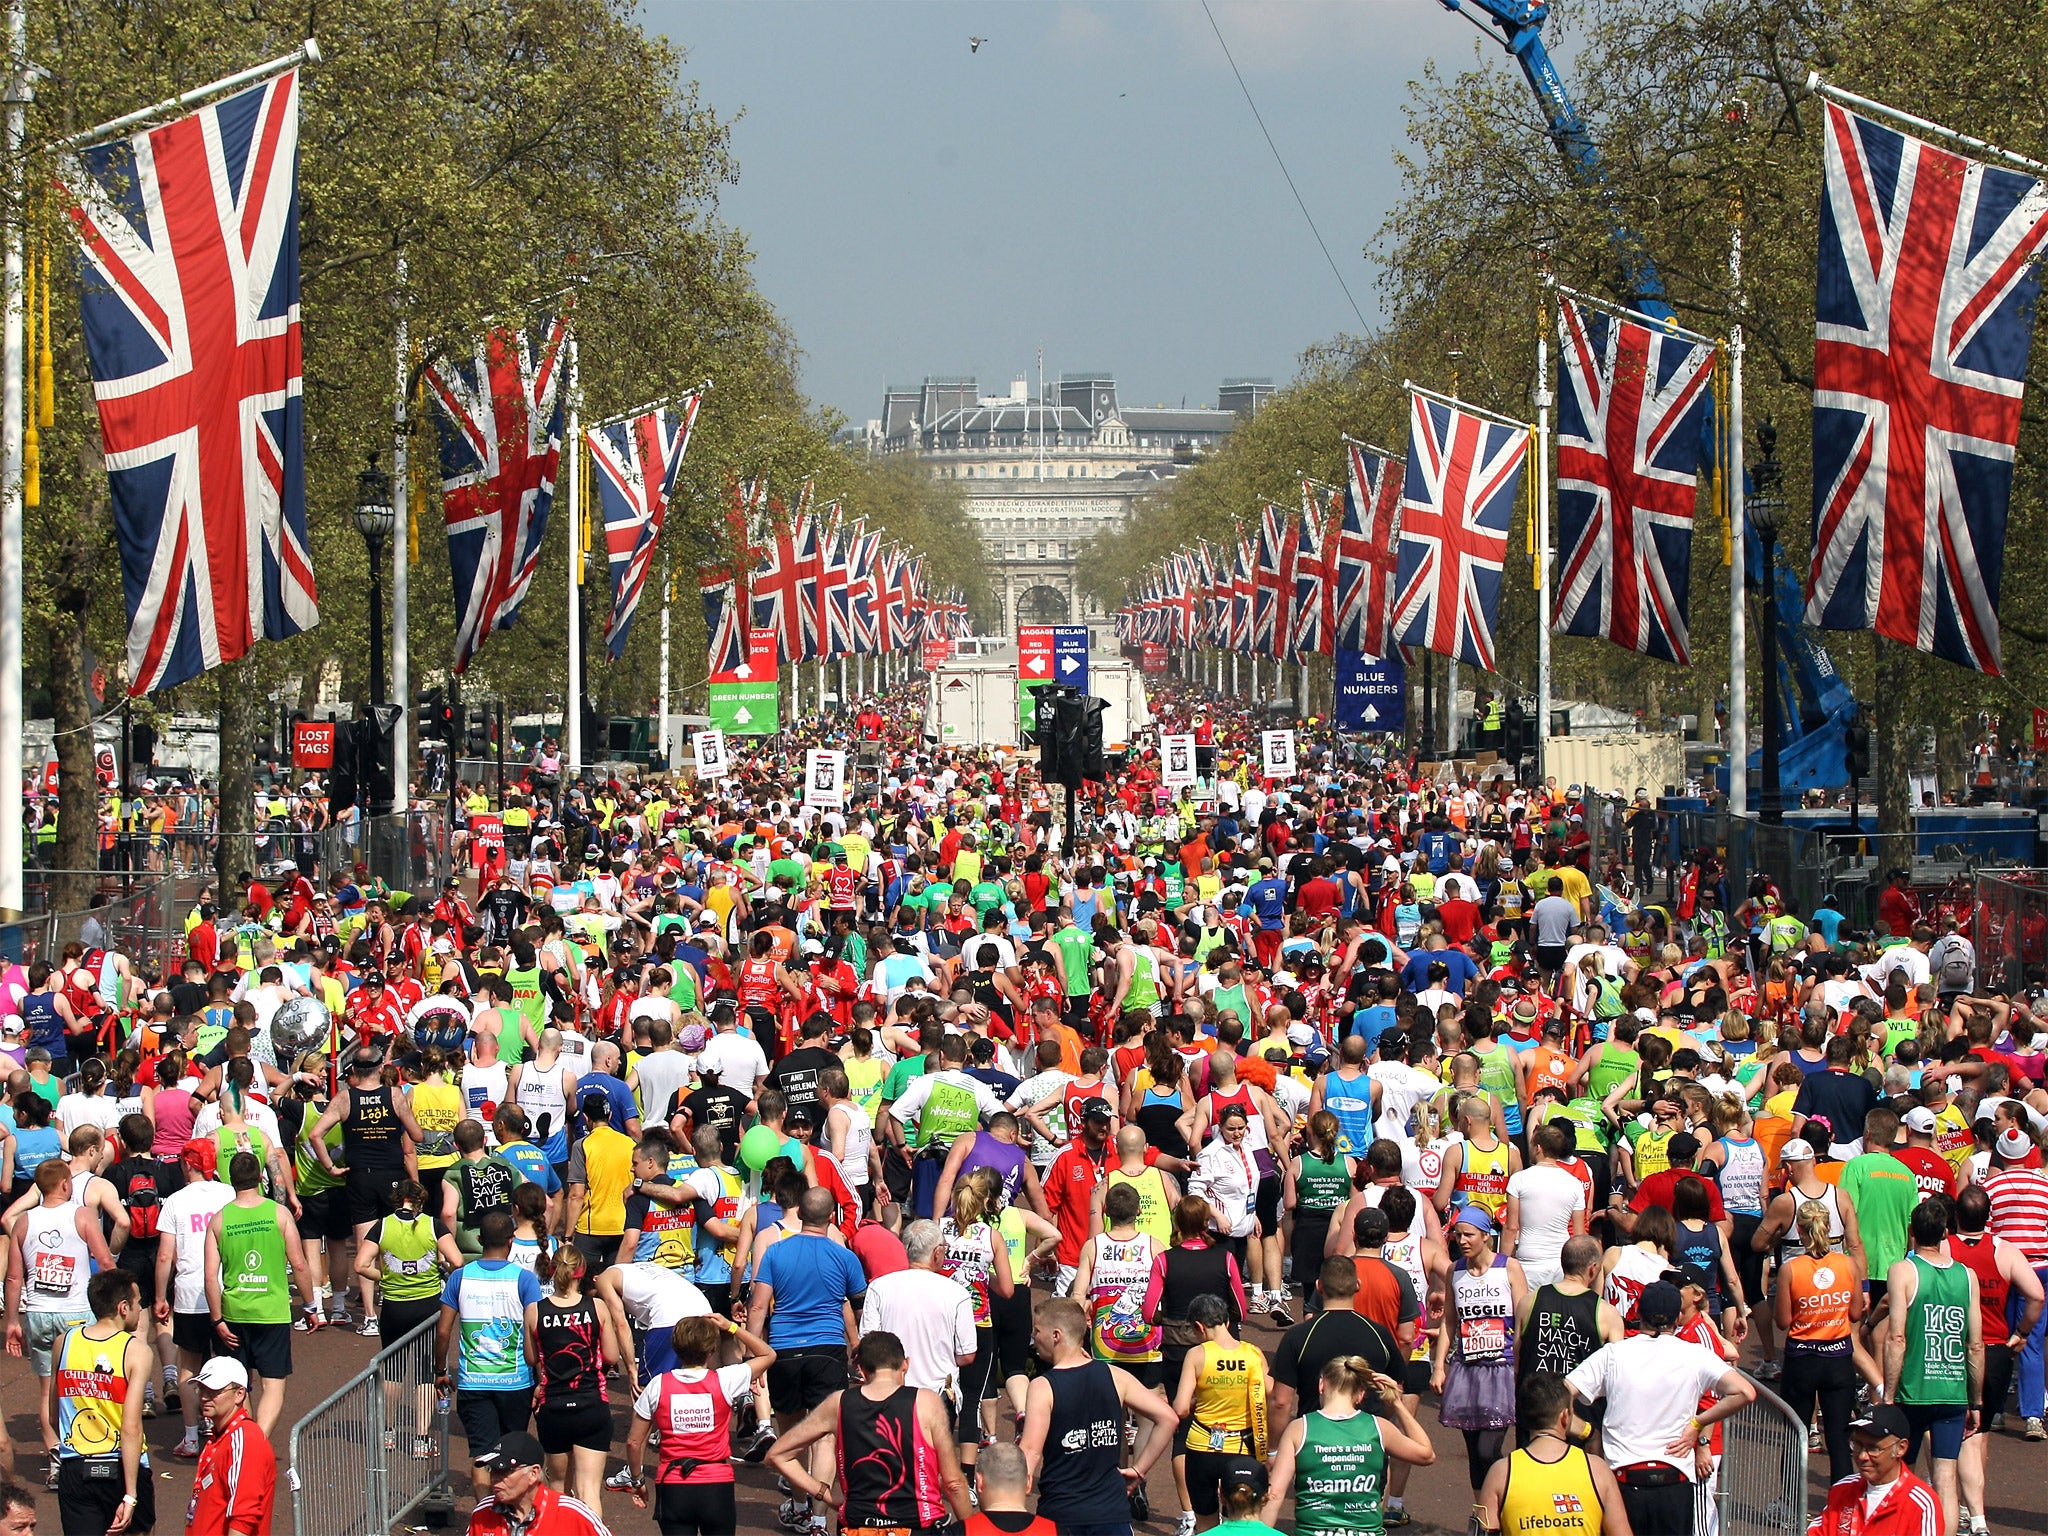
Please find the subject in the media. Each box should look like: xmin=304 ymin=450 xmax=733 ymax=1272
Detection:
xmin=1982 ymin=1167 xmax=2048 ymax=1266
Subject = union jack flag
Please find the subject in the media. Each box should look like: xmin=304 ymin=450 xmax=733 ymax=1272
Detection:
xmin=821 ymin=510 xmax=858 ymax=659
xmin=64 ymin=68 xmax=316 ymax=695
xmin=1807 ymin=99 xmax=2048 ymax=674
xmin=1337 ymin=440 xmax=1404 ymax=657
xmin=851 ymin=526 xmax=882 ymax=654
xmin=1292 ymin=481 xmax=1341 ymax=657
xmin=1233 ymin=536 xmax=1255 ymax=653
xmin=589 ymin=392 xmax=701 ymax=661
xmin=700 ymin=477 xmax=760 ymax=675
xmin=427 ymin=313 xmax=568 ymax=673
xmin=750 ymin=508 xmax=808 ymax=665
xmin=787 ymin=480 xmax=824 ymax=662
xmin=1253 ymin=503 xmax=1298 ymax=660
xmin=1553 ymin=297 xmax=1715 ymax=665
xmin=875 ymin=543 xmax=906 ymax=650
xmin=1392 ymin=390 xmax=1528 ymax=670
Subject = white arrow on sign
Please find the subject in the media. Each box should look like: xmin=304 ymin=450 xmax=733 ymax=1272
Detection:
xmin=733 ymin=706 xmax=753 ymax=724
xmin=1363 ymin=705 xmax=1380 ymax=723
xmin=1023 ymin=656 xmax=1047 ymax=676
xmin=1059 ymin=656 xmax=1081 ymax=675
xmin=734 ymin=663 xmax=752 ymax=679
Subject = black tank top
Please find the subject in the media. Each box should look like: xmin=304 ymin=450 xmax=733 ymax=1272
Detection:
xmin=1519 ymin=1283 xmax=1605 ymax=1380
xmin=456 ymin=1156 xmax=519 ymax=1227
xmin=1135 ymin=1094 xmax=1190 ymax=1159
xmin=836 ymin=1384 xmax=945 ymax=1529
xmin=534 ymin=1293 xmax=607 ymax=1409
xmin=1160 ymin=1243 xmax=1239 ymax=1330
xmin=343 ymin=1083 xmax=405 ymax=1170
xmin=968 ymin=971 xmax=1012 ymax=1027
xmin=1037 ymin=1361 xmax=1129 ymax=1526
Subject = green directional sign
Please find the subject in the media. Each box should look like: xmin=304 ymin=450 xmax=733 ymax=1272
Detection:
xmin=709 ymin=680 xmax=778 ymax=735
xmin=1018 ymin=678 xmax=1050 ymax=736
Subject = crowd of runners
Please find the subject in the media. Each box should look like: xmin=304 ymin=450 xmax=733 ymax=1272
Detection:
xmin=0 ymin=678 xmax=2044 ymax=1536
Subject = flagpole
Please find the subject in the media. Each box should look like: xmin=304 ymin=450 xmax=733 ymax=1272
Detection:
xmin=658 ymin=549 xmax=671 ymax=769
xmin=1536 ymin=307 xmax=1552 ymax=786
xmin=1727 ymin=215 xmax=1749 ymax=819
xmin=53 ymin=38 xmax=320 ymax=151
xmin=0 ymin=0 xmax=25 ymax=911
xmin=566 ymin=334 xmax=582 ymax=776
xmin=391 ymin=258 xmax=410 ymax=820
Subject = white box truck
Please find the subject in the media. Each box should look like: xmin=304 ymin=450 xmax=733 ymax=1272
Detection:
xmin=925 ymin=650 xmax=1152 ymax=750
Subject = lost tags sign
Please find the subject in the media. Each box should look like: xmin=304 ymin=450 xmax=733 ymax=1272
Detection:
xmin=804 ymin=748 xmax=847 ymax=811
xmin=1160 ymin=733 xmax=1198 ymax=789
xmin=692 ymin=729 xmax=730 ymax=780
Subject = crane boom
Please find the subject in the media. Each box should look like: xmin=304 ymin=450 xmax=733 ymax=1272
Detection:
xmin=1440 ymin=0 xmax=1858 ymax=789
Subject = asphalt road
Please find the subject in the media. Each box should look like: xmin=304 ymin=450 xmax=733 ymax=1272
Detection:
xmin=7 ymin=1297 xmax=2048 ymax=1535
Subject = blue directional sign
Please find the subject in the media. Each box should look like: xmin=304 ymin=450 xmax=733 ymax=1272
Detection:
xmin=1052 ymin=626 xmax=1090 ymax=693
xmin=1336 ymin=648 xmax=1406 ymax=732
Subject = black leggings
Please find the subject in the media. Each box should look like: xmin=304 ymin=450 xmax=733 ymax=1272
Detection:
xmin=1730 ymin=1213 xmax=1766 ymax=1306
xmin=1782 ymin=1343 xmax=1858 ymax=1486
xmin=1291 ymin=1211 xmax=1333 ymax=1304
xmin=1462 ymin=1427 xmax=1509 ymax=1490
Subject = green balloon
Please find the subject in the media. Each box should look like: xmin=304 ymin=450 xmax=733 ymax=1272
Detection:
xmin=739 ymin=1124 xmax=783 ymax=1173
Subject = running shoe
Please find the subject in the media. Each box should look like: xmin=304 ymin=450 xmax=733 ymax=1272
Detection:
xmin=356 ymin=1317 xmax=382 ymax=1338
xmin=413 ymin=1436 xmax=434 ymax=1462
xmin=141 ymin=1394 xmax=158 ymax=1419
xmin=1175 ymin=1512 xmax=1198 ymax=1536
xmin=43 ymin=1460 xmax=57 ymax=1491
xmin=776 ymin=1498 xmax=811 ymax=1531
xmin=171 ymin=1438 xmax=203 ymax=1462
xmin=743 ymin=1423 xmax=778 ymax=1462
xmin=776 ymin=1476 xmax=794 ymax=1496
xmin=1267 ymin=1300 xmax=1296 ymax=1327
xmin=1753 ymin=1359 xmax=1782 ymax=1382
xmin=605 ymin=1467 xmax=638 ymax=1491
xmin=2027 ymin=1417 xmax=2046 ymax=1441
xmin=1128 ymin=1483 xmax=1149 ymax=1523
xmin=294 ymin=1313 xmax=325 ymax=1333
xmin=1384 ymin=1505 xmax=1412 ymax=1527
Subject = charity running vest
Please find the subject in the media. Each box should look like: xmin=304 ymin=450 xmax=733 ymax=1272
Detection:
xmin=218 ymin=1198 xmax=291 ymax=1324
xmin=1293 ymin=1408 xmax=1387 ymax=1536
xmin=915 ymin=1075 xmax=980 ymax=1150
xmin=1106 ymin=1165 xmax=1173 ymax=1247
xmin=1898 ymin=1253 xmax=1970 ymax=1406
xmin=376 ymin=1212 xmax=446 ymax=1302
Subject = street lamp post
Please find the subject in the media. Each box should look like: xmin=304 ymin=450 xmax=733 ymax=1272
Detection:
xmin=353 ymin=452 xmax=396 ymax=706
xmin=1749 ymin=422 xmax=1784 ymax=826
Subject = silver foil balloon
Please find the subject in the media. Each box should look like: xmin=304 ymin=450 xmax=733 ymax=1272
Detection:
xmin=270 ymin=996 xmax=332 ymax=1061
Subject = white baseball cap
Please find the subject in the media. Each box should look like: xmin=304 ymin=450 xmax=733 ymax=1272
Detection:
xmin=1902 ymin=1106 xmax=1938 ymax=1135
xmin=195 ymin=1357 xmax=249 ymax=1391
xmin=1780 ymin=1138 xmax=1817 ymax=1163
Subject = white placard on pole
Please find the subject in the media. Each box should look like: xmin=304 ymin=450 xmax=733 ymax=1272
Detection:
xmin=1261 ymin=729 xmax=1297 ymax=781
xmin=691 ymin=728 xmax=729 ymax=781
xmin=1160 ymin=733 xmax=1198 ymax=789
xmin=804 ymin=748 xmax=847 ymax=811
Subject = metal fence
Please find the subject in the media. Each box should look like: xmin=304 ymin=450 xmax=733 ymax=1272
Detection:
xmin=213 ymin=810 xmax=453 ymax=903
xmin=1972 ymin=867 xmax=2048 ymax=993
xmin=1699 ymin=1380 xmax=1807 ymax=1536
xmin=289 ymin=1315 xmax=452 ymax=1536
xmin=4 ymin=869 xmax=183 ymax=974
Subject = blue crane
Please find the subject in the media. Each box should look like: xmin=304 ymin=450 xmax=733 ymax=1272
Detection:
xmin=1439 ymin=0 xmax=1858 ymax=791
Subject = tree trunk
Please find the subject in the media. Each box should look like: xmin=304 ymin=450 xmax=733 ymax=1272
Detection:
xmin=1876 ymin=639 xmax=1912 ymax=836
xmin=49 ymin=457 xmax=106 ymax=914
xmin=215 ymin=660 xmax=257 ymax=893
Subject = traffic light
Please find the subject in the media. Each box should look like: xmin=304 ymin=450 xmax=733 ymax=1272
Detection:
xmin=419 ymin=687 xmax=455 ymax=745
xmin=1076 ymin=696 xmax=1108 ymax=783
xmin=464 ymin=706 xmax=490 ymax=758
xmin=1039 ymin=690 xmax=1107 ymax=790
xmin=1845 ymin=711 xmax=1871 ymax=781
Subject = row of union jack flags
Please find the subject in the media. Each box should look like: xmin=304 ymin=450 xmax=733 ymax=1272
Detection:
xmin=55 ymin=60 xmax=2047 ymax=699
xmin=58 ymin=60 xmax=963 ymax=695
xmin=697 ymin=478 xmax=966 ymax=677
xmin=1115 ymin=389 xmax=1535 ymax=672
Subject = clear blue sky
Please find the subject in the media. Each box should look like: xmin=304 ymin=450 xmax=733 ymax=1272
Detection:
xmin=649 ymin=0 xmax=1506 ymax=426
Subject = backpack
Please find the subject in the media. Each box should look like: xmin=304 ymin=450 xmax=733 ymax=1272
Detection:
xmin=119 ymin=1162 xmax=164 ymax=1240
xmin=1935 ymin=940 xmax=1972 ymax=991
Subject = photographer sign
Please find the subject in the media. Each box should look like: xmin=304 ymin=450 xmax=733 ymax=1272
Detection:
xmin=1261 ymin=729 xmax=1297 ymax=781
xmin=805 ymin=748 xmax=848 ymax=811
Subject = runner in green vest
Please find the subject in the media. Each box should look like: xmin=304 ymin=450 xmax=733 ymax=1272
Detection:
xmin=292 ymin=1121 xmax=348 ymax=1324
xmin=1888 ymin=1203 xmax=1980 ymax=1417
xmin=1050 ymin=918 xmax=1096 ymax=1012
xmin=207 ymin=1153 xmax=315 ymax=1433
xmin=1582 ymin=1025 xmax=1642 ymax=1105
xmin=1270 ymin=1354 xmax=1436 ymax=1535
xmin=506 ymin=954 xmax=546 ymax=1041
xmin=358 ymin=1180 xmax=462 ymax=1340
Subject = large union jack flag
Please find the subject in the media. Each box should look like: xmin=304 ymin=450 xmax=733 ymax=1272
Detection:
xmin=1553 ymin=297 xmax=1715 ymax=665
xmin=1807 ymin=98 xmax=2048 ymax=674
xmin=1392 ymin=391 xmax=1528 ymax=670
xmin=590 ymin=391 xmax=701 ymax=662
xmin=427 ymin=313 xmax=568 ymax=673
xmin=1336 ymin=440 xmax=1404 ymax=657
xmin=1253 ymin=503 xmax=1299 ymax=660
xmin=1292 ymin=481 xmax=1341 ymax=657
xmin=64 ymin=68 xmax=316 ymax=695
xmin=750 ymin=511 xmax=805 ymax=664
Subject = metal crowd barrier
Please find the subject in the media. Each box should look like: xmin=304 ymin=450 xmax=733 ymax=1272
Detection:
xmin=1699 ymin=1379 xmax=1808 ymax=1536
xmin=289 ymin=1316 xmax=453 ymax=1536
